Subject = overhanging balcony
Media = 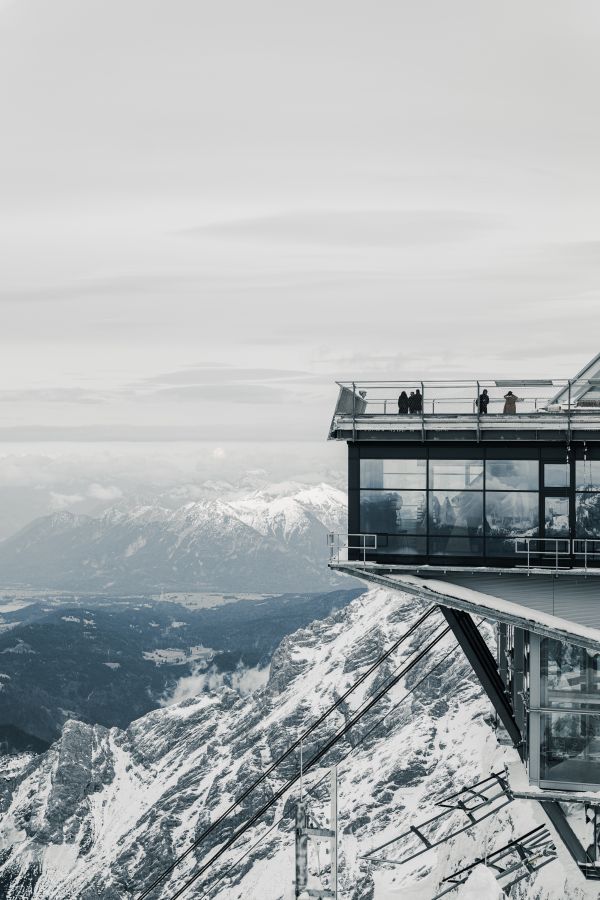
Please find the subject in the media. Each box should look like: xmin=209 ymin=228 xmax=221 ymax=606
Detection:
xmin=329 ymin=379 xmax=600 ymax=443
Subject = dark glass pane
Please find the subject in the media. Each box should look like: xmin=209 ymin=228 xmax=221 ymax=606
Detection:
xmin=429 ymin=536 xmax=483 ymax=556
xmin=360 ymin=490 xmax=426 ymax=534
xmin=576 ymin=493 xmax=600 ymax=537
xmin=544 ymin=463 xmax=570 ymax=488
xmin=360 ymin=459 xmax=426 ymax=490
xmin=485 ymin=491 xmax=538 ymax=536
xmin=429 ymin=491 xmax=483 ymax=535
xmin=485 ymin=459 xmax=538 ymax=490
xmin=429 ymin=459 xmax=483 ymax=490
xmin=541 ymin=638 xmax=600 ymax=711
xmin=485 ymin=537 xmax=522 ymax=557
xmin=375 ymin=535 xmax=427 ymax=556
xmin=541 ymin=712 xmax=600 ymax=786
xmin=576 ymin=460 xmax=600 ymax=491
xmin=544 ymin=497 xmax=569 ymax=537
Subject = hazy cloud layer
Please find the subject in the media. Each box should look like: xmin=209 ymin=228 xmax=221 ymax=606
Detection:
xmin=0 ymin=0 xmax=599 ymax=443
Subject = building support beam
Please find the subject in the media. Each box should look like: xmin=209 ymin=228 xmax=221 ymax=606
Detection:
xmin=440 ymin=607 xmax=522 ymax=751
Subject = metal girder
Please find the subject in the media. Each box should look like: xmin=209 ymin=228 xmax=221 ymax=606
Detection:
xmin=363 ymin=771 xmax=513 ymax=866
xmin=432 ymin=825 xmax=557 ymax=898
xmin=440 ymin=607 xmax=522 ymax=750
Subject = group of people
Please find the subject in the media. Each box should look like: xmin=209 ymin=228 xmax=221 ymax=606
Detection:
xmin=397 ymin=389 xmax=423 ymax=414
xmin=395 ymin=388 xmax=522 ymax=415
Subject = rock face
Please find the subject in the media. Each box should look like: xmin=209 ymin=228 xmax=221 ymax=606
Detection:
xmin=0 ymin=589 xmax=589 ymax=899
xmin=0 ymin=484 xmax=348 ymax=593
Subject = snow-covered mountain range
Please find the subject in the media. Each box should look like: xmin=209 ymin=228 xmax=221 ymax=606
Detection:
xmin=0 ymin=588 xmax=586 ymax=899
xmin=0 ymin=483 xmax=348 ymax=594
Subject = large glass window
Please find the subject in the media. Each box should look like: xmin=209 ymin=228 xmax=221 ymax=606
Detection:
xmin=576 ymin=460 xmax=600 ymax=491
xmin=486 ymin=459 xmax=538 ymax=490
xmin=360 ymin=459 xmax=426 ymax=490
xmin=576 ymin=493 xmax=600 ymax=537
xmin=544 ymin=463 xmax=570 ymax=489
xmin=374 ymin=536 xmax=426 ymax=556
xmin=356 ymin=452 xmax=546 ymax=560
xmin=538 ymin=639 xmax=600 ymax=787
xmin=429 ymin=491 xmax=483 ymax=535
xmin=541 ymin=639 xmax=600 ymax=710
xmin=545 ymin=497 xmax=569 ymax=537
xmin=485 ymin=491 xmax=538 ymax=536
xmin=360 ymin=490 xmax=426 ymax=534
xmin=429 ymin=459 xmax=483 ymax=490
xmin=540 ymin=712 xmax=600 ymax=785
xmin=430 ymin=536 xmax=483 ymax=556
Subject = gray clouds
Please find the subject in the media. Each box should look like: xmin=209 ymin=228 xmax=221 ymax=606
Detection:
xmin=0 ymin=1 xmax=599 ymax=441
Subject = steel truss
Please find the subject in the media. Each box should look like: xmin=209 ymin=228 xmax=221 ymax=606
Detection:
xmin=363 ymin=771 xmax=513 ymax=866
xmin=432 ymin=824 xmax=557 ymax=897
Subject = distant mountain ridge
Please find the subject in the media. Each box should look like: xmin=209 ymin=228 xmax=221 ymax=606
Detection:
xmin=0 ymin=483 xmax=348 ymax=593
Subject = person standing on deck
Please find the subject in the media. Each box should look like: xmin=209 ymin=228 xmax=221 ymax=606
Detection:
xmin=408 ymin=391 xmax=417 ymax=413
xmin=414 ymin=389 xmax=423 ymax=413
xmin=478 ymin=389 xmax=490 ymax=414
xmin=503 ymin=391 xmax=521 ymax=414
xmin=398 ymin=391 xmax=409 ymax=414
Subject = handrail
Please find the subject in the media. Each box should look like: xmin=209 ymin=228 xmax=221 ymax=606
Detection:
xmin=514 ymin=537 xmax=571 ymax=573
xmin=328 ymin=533 xmax=600 ymax=573
xmin=331 ymin=378 xmax=598 ymax=421
xmin=327 ymin=533 xmax=378 ymax=566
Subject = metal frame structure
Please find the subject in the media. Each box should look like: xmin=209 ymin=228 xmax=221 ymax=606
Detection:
xmin=362 ymin=772 xmax=513 ymax=866
xmin=431 ymin=825 xmax=558 ymax=898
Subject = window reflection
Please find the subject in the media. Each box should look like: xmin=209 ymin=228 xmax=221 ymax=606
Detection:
xmin=541 ymin=712 xmax=600 ymax=785
xmin=429 ymin=491 xmax=483 ymax=535
xmin=430 ymin=536 xmax=483 ymax=556
xmin=544 ymin=463 xmax=570 ymax=488
xmin=576 ymin=493 xmax=600 ymax=537
xmin=541 ymin=639 xmax=600 ymax=710
xmin=486 ymin=459 xmax=538 ymax=490
xmin=545 ymin=497 xmax=569 ymax=537
xmin=485 ymin=491 xmax=538 ymax=536
xmin=376 ymin=536 xmax=426 ymax=555
xmin=576 ymin=460 xmax=600 ymax=491
xmin=360 ymin=459 xmax=426 ymax=490
xmin=429 ymin=459 xmax=483 ymax=490
xmin=539 ymin=639 xmax=600 ymax=787
xmin=360 ymin=490 xmax=426 ymax=534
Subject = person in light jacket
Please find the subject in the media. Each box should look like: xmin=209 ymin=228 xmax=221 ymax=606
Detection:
xmin=503 ymin=391 xmax=521 ymax=414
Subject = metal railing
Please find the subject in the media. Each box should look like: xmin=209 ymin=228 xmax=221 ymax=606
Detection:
xmin=331 ymin=378 xmax=600 ymax=430
xmin=514 ymin=537 xmax=572 ymax=572
xmin=572 ymin=539 xmax=600 ymax=570
xmin=327 ymin=533 xmax=377 ymax=566
xmin=328 ymin=532 xmax=600 ymax=573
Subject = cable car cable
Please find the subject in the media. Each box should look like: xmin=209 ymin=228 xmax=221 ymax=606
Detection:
xmin=134 ymin=604 xmax=438 ymax=900
xmin=164 ymin=624 xmax=452 ymax=900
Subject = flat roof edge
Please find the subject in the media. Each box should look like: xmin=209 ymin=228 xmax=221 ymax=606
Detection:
xmin=332 ymin=563 xmax=600 ymax=651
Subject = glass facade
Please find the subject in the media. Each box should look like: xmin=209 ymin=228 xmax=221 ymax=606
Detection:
xmin=576 ymin=461 xmax=600 ymax=538
xmin=359 ymin=490 xmax=426 ymax=535
xmin=545 ymin=463 xmax=570 ymax=488
xmin=545 ymin=497 xmax=569 ymax=537
xmin=485 ymin=491 xmax=538 ymax=536
xmin=538 ymin=638 xmax=600 ymax=787
xmin=359 ymin=453 xmax=545 ymax=558
xmin=485 ymin=460 xmax=538 ymax=491
xmin=357 ymin=451 xmax=600 ymax=562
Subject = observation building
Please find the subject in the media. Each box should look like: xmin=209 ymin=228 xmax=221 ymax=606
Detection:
xmin=328 ymin=352 xmax=600 ymax=882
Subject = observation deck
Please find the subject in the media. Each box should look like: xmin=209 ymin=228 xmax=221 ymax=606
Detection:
xmin=328 ymin=377 xmax=600 ymax=443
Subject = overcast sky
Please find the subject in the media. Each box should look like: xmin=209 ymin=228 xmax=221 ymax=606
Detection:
xmin=1 ymin=0 xmax=600 ymax=446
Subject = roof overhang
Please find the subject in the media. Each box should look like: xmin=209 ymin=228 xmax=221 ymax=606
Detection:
xmin=332 ymin=563 xmax=600 ymax=652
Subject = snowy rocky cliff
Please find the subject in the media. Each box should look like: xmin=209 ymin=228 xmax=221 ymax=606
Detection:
xmin=0 ymin=483 xmax=348 ymax=593
xmin=0 ymin=588 xmax=591 ymax=899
